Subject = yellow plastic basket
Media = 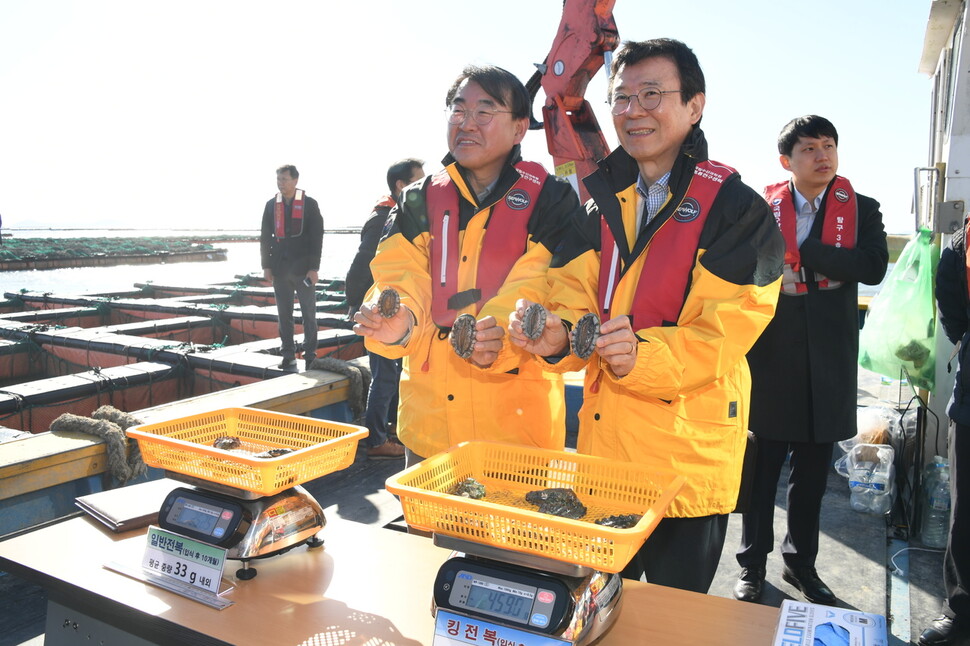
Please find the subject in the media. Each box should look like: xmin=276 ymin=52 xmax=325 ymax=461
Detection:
xmin=385 ymin=441 xmax=685 ymax=573
xmin=126 ymin=407 xmax=367 ymax=496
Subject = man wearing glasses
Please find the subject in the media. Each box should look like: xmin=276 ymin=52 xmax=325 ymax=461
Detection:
xmin=353 ymin=65 xmax=584 ymax=466
xmin=508 ymin=39 xmax=784 ymax=593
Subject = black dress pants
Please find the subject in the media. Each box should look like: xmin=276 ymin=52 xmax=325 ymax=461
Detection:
xmin=621 ymin=513 xmax=729 ymax=594
xmin=944 ymin=422 xmax=970 ymax=619
xmin=736 ymin=438 xmax=833 ymax=569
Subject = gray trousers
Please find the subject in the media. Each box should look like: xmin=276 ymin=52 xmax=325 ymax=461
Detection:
xmin=272 ymin=271 xmax=317 ymax=360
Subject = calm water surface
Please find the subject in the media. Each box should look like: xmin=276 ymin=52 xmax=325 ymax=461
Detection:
xmin=1 ymin=232 xmax=360 ymax=295
xmin=1 ymin=229 xmax=886 ymax=298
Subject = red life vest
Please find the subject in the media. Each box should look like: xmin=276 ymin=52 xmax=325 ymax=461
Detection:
xmin=598 ymin=160 xmax=737 ymax=328
xmin=367 ymin=195 xmax=396 ymax=227
xmin=427 ymin=161 xmax=547 ymax=328
xmin=374 ymin=195 xmax=396 ymax=211
xmin=274 ymin=189 xmax=305 ymax=239
xmin=764 ymin=177 xmax=858 ymax=295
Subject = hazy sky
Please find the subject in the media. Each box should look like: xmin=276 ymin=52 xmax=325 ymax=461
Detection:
xmin=0 ymin=1 xmax=931 ymax=234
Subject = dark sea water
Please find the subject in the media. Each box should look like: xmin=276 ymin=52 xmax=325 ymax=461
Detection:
xmin=1 ymin=230 xmax=361 ymax=295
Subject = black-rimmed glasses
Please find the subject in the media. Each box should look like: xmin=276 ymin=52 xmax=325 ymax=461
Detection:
xmin=609 ymin=88 xmax=683 ymax=115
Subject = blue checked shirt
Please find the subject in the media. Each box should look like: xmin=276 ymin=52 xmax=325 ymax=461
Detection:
xmin=636 ymin=171 xmax=671 ymax=231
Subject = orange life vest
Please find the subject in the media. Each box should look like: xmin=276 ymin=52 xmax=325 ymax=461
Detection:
xmin=598 ymin=160 xmax=737 ymax=328
xmin=764 ymin=177 xmax=858 ymax=294
xmin=274 ymin=189 xmax=305 ymax=239
xmin=427 ymin=161 xmax=547 ymax=328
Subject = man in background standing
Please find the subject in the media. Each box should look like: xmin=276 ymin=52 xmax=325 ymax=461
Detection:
xmin=260 ymin=164 xmax=324 ymax=371
xmin=920 ymin=222 xmax=970 ymax=645
xmin=346 ymin=158 xmax=424 ymax=459
xmin=733 ymin=115 xmax=888 ymax=605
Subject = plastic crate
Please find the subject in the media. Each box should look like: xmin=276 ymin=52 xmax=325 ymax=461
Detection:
xmin=126 ymin=407 xmax=367 ymax=496
xmin=385 ymin=441 xmax=685 ymax=573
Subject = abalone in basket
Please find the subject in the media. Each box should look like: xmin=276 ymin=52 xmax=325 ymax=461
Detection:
xmin=525 ymin=487 xmax=587 ymax=520
xmin=571 ymin=313 xmax=601 ymax=360
xmin=253 ymin=448 xmax=294 ymax=459
xmin=450 ymin=314 xmax=477 ymax=359
xmin=377 ymin=288 xmax=401 ymax=318
xmin=451 ymin=477 xmax=487 ymax=499
xmin=521 ymin=302 xmax=548 ymax=341
xmin=594 ymin=514 xmax=642 ymax=528
xmin=213 ymin=436 xmax=242 ymax=450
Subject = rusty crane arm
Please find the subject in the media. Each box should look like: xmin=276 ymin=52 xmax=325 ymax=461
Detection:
xmin=528 ymin=0 xmax=619 ymax=203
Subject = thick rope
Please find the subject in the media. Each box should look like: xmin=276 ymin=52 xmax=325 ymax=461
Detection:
xmin=49 ymin=406 xmax=147 ymax=484
xmin=308 ymin=356 xmax=371 ymax=424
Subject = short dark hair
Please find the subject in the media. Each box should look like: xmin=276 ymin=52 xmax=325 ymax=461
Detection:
xmin=386 ymin=158 xmax=424 ymax=194
xmin=445 ymin=65 xmax=530 ymax=120
xmin=608 ymin=38 xmax=705 ymax=104
xmin=276 ymin=165 xmax=299 ymax=180
xmin=777 ymin=115 xmax=839 ymax=156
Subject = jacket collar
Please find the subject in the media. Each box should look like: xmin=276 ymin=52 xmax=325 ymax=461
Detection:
xmin=440 ymin=145 xmax=525 ymax=209
xmin=585 ymin=126 xmax=709 ymax=200
xmin=584 ymin=127 xmax=709 ymax=259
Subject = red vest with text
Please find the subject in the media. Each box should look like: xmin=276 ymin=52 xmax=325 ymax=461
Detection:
xmin=598 ymin=160 xmax=737 ymax=329
xmin=274 ymin=189 xmax=305 ymax=239
xmin=428 ymin=162 xmax=547 ymax=328
xmin=764 ymin=177 xmax=858 ymax=295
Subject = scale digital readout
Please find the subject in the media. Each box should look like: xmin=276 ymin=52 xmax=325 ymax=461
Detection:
xmin=159 ymin=487 xmax=247 ymax=548
xmin=434 ymin=556 xmax=571 ymax=633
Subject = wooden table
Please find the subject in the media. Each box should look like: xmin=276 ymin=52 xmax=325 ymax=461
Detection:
xmin=0 ymin=515 xmax=779 ymax=645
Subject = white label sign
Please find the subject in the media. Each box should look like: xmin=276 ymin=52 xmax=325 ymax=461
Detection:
xmin=142 ymin=525 xmax=226 ymax=595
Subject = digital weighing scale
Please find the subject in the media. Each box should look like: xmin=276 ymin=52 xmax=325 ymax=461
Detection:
xmin=431 ymin=534 xmax=623 ymax=646
xmin=157 ymin=473 xmax=326 ymax=580
xmin=384 ymin=442 xmax=687 ymax=645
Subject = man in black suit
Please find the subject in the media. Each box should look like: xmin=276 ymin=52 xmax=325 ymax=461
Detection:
xmin=733 ymin=115 xmax=888 ymax=604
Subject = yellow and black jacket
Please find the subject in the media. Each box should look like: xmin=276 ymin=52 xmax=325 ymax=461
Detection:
xmin=365 ymin=146 xmax=584 ymax=458
xmin=540 ymin=134 xmax=785 ymax=517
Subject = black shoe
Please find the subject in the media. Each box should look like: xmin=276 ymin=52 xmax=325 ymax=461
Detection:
xmin=919 ymin=616 xmax=970 ymax=645
xmin=733 ymin=566 xmax=765 ymax=602
xmin=278 ymin=358 xmax=298 ymax=371
xmin=782 ymin=565 xmax=836 ymax=605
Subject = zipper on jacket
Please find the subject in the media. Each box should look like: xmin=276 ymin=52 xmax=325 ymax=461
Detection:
xmin=440 ymin=211 xmax=450 ymax=285
xmin=602 ymin=241 xmax=619 ymax=314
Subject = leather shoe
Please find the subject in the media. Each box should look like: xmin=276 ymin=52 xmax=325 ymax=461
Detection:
xmin=919 ymin=616 xmax=970 ymax=645
xmin=782 ymin=565 xmax=836 ymax=605
xmin=366 ymin=440 xmax=406 ymax=460
xmin=733 ymin=566 xmax=765 ymax=602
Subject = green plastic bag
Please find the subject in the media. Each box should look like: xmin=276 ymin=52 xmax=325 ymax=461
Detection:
xmin=858 ymin=228 xmax=937 ymax=391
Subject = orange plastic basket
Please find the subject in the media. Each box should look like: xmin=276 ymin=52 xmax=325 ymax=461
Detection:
xmin=126 ymin=407 xmax=367 ymax=496
xmin=385 ymin=441 xmax=685 ymax=573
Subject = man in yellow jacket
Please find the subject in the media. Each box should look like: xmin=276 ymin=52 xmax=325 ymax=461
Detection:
xmin=509 ymin=39 xmax=785 ymax=593
xmin=353 ymin=64 xmax=584 ymax=465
